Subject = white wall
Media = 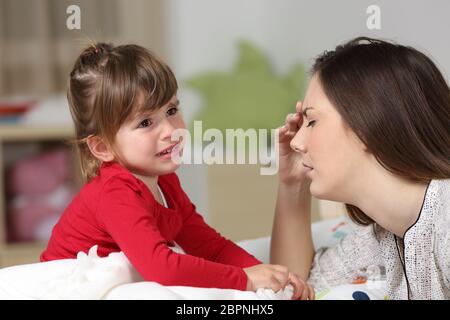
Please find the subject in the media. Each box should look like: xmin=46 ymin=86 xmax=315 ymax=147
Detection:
xmin=166 ymin=0 xmax=450 ymax=116
xmin=164 ymin=0 xmax=450 ymax=220
xmin=166 ymin=0 xmax=450 ymax=99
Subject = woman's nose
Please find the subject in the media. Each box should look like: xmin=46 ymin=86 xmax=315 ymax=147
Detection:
xmin=290 ymin=129 xmax=307 ymax=153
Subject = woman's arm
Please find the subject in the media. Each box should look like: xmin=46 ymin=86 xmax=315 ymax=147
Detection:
xmin=270 ymin=102 xmax=315 ymax=280
xmin=270 ymin=182 xmax=314 ymax=281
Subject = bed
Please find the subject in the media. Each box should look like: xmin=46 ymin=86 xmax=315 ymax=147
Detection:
xmin=0 ymin=215 xmax=387 ymax=300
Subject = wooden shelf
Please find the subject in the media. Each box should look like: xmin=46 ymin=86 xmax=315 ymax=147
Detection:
xmin=0 ymin=124 xmax=74 ymax=141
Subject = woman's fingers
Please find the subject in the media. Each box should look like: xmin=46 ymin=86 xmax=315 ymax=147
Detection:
xmin=285 ymin=113 xmax=301 ymax=133
xmin=300 ymin=283 xmax=310 ymax=300
xmin=288 ymin=273 xmax=303 ymax=300
xmin=295 ymin=101 xmax=303 ymax=114
xmin=278 ymin=101 xmax=304 ymax=144
xmin=268 ymin=268 xmax=314 ymax=300
xmin=278 ymin=125 xmax=288 ymax=142
xmin=308 ymin=284 xmax=315 ymax=300
xmin=278 ymin=120 xmax=298 ymax=145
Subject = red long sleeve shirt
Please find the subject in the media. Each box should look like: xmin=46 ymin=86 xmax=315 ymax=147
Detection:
xmin=41 ymin=162 xmax=261 ymax=290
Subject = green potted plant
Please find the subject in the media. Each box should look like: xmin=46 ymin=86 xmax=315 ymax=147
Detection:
xmin=184 ymin=40 xmax=310 ymax=240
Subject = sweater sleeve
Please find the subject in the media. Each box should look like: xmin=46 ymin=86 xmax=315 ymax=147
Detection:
xmin=173 ymin=181 xmax=262 ymax=268
xmin=96 ymin=174 xmax=250 ymax=290
xmin=308 ymin=224 xmax=383 ymax=291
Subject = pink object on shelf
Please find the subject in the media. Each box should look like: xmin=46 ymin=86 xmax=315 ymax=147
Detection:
xmin=8 ymin=203 xmax=59 ymax=242
xmin=8 ymin=184 xmax=75 ymax=242
xmin=8 ymin=148 xmax=71 ymax=196
xmin=7 ymin=147 xmax=76 ymax=242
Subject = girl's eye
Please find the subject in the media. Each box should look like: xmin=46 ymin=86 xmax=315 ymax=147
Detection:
xmin=167 ymin=107 xmax=178 ymax=116
xmin=306 ymin=120 xmax=316 ymax=128
xmin=138 ymin=118 xmax=152 ymax=128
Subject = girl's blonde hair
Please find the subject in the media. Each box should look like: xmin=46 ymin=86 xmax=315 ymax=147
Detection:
xmin=67 ymin=43 xmax=178 ymax=181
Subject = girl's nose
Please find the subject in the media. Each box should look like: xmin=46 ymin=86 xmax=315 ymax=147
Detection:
xmin=290 ymin=128 xmax=307 ymax=153
xmin=160 ymin=119 xmax=176 ymax=140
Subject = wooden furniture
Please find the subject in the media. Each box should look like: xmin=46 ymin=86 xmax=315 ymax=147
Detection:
xmin=0 ymin=124 xmax=79 ymax=267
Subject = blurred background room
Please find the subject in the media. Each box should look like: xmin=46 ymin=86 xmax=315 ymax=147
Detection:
xmin=0 ymin=0 xmax=449 ymax=267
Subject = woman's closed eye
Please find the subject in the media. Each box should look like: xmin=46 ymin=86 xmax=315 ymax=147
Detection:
xmin=306 ymin=120 xmax=316 ymax=128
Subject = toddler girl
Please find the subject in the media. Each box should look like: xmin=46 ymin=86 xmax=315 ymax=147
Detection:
xmin=41 ymin=43 xmax=312 ymax=299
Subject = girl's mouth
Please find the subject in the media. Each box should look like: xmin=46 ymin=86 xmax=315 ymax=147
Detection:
xmin=156 ymin=141 xmax=181 ymax=157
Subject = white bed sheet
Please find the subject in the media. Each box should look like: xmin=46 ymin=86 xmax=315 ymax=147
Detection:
xmin=0 ymin=215 xmax=387 ymax=300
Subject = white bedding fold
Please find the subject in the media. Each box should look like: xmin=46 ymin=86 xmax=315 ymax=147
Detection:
xmin=0 ymin=245 xmax=292 ymax=300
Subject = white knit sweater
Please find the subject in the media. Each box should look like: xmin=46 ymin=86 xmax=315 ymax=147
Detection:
xmin=308 ymin=179 xmax=450 ymax=300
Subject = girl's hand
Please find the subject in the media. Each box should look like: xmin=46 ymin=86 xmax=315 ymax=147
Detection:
xmin=243 ymin=264 xmax=313 ymax=299
xmin=277 ymin=101 xmax=310 ymax=186
xmin=244 ymin=264 xmax=290 ymax=293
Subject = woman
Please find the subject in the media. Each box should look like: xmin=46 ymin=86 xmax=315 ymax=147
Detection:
xmin=271 ymin=37 xmax=450 ymax=299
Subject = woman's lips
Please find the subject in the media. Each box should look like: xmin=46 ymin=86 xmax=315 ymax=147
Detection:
xmin=303 ymin=163 xmax=314 ymax=178
xmin=302 ymin=163 xmax=314 ymax=170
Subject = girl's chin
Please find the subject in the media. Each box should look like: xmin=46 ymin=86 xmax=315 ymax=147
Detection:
xmin=158 ymin=161 xmax=181 ymax=173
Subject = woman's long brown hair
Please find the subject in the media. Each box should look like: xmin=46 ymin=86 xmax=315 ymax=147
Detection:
xmin=312 ymin=37 xmax=450 ymax=225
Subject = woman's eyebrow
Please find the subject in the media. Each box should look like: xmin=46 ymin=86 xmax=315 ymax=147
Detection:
xmin=302 ymin=107 xmax=314 ymax=118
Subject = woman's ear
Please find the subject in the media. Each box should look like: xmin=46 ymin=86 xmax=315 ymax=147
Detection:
xmin=86 ymin=135 xmax=115 ymax=162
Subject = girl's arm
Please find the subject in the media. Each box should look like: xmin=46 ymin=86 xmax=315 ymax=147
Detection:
xmin=173 ymin=180 xmax=261 ymax=268
xmin=97 ymin=175 xmax=250 ymax=290
xmin=165 ymin=174 xmax=315 ymax=299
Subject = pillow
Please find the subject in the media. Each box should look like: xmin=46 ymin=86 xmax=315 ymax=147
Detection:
xmin=237 ymin=215 xmax=352 ymax=263
xmin=316 ymin=281 xmax=388 ymax=300
xmin=237 ymin=215 xmax=389 ymax=300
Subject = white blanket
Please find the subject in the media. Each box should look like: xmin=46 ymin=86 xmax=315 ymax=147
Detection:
xmin=1 ymin=216 xmax=387 ymax=300
xmin=0 ymin=245 xmax=293 ymax=300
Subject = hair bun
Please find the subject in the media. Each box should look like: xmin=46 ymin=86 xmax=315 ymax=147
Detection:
xmin=91 ymin=42 xmax=113 ymax=54
xmin=78 ymin=42 xmax=113 ymax=69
